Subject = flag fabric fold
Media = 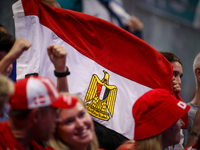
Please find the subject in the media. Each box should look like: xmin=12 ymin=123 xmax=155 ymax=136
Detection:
xmin=13 ymin=0 xmax=174 ymax=139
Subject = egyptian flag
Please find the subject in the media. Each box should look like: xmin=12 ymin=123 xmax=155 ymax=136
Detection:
xmin=12 ymin=0 xmax=184 ymax=148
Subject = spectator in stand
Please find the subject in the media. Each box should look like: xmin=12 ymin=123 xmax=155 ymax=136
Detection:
xmin=160 ymin=51 xmax=183 ymax=94
xmin=160 ymin=51 xmax=184 ymax=150
xmin=183 ymin=53 xmax=200 ymax=147
xmin=0 ymin=76 xmax=60 ymax=149
xmin=41 ymin=0 xmax=143 ymax=39
xmin=0 ymin=39 xmax=70 ymax=148
xmin=117 ymin=89 xmax=190 ymax=150
xmin=0 ymin=32 xmax=31 ymax=123
xmin=47 ymin=92 xmax=103 ymax=150
xmin=82 ymin=0 xmax=143 ymax=38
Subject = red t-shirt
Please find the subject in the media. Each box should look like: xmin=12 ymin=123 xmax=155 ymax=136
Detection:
xmin=0 ymin=122 xmax=46 ymax=150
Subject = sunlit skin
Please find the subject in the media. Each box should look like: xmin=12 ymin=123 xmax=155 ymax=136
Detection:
xmin=40 ymin=0 xmax=61 ymax=8
xmin=57 ymin=102 xmax=94 ymax=150
xmin=171 ymin=61 xmax=183 ymax=93
xmin=162 ymin=119 xmax=185 ymax=149
xmin=0 ymin=27 xmax=7 ymax=33
xmin=0 ymin=51 xmax=13 ymax=77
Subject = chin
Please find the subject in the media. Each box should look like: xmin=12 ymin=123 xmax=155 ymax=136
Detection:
xmin=174 ymin=139 xmax=180 ymax=145
xmin=170 ymin=138 xmax=180 ymax=146
xmin=79 ymin=135 xmax=93 ymax=145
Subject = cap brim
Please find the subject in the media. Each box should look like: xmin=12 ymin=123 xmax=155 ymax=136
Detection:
xmin=51 ymin=95 xmax=78 ymax=109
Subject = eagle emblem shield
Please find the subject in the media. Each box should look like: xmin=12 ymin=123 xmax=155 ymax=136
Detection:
xmin=84 ymin=70 xmax=117 ymax=121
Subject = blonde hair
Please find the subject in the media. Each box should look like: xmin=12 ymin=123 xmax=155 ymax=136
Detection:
xmin=47 ymin=92 xmax=99 ymax=150
xmin=117 ymin=134 xmax=162 ymax=150
xmin=0 ymin=74 xmax=14 ymax=102
xmin=136 ymin=134 xmax=162 ymax=150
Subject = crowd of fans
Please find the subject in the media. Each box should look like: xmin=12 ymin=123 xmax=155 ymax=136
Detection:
xmin=1 ymin=0 xmax=200 ymax=150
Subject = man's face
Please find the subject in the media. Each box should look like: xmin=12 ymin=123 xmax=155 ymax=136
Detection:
xmin=0 ymin=51 xmax=13 ymax=77
xmin=34 ymin=107 xmax=57 ymax=141
xmin=171 ymin=61 xmax=183 ymax=86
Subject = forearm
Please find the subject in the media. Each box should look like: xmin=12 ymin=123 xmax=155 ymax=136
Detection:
xmin=55 ymin=66 xmax=69 ymax=92
xmin=186 ymin=135 xmax=198 ymax=147
xmin=0 ymin=38 xmax=31 ymax=74
xmin=0 ymin=53 xmax=15 ymax=74
xmin=186 ymin=125 xmax=200 ymax=147
xmin=47 ymin=44 xmax=68 ymax=92
xmin=57 ymin=77 xmax=69 ymax=92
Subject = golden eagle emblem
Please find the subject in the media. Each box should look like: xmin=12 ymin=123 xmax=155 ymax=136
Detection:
xmin=84 ymin=70 xmax=117 ymax=121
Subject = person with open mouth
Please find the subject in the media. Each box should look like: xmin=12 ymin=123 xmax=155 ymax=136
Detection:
xmin=47 ymin=92 xmax=102 ymax=150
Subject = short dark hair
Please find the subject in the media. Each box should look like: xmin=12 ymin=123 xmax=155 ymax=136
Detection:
xmin=0 ymin=31 xmax=15 ymax=53
xmin=9 ymin=109 xmax=32 ymax=120
xmin=160 ymin=51 xmax=182 ymax=66
xmin=8 ymin=106 xmax=51 ymax=120
xmin=0 ymin=23 xmax=5 ymax=28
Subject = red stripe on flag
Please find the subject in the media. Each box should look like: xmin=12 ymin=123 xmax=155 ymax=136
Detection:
xmin=97 ymin=83 xmax=102 ymax=97
xmin=21 ymin=0 xmax=173 ymax=92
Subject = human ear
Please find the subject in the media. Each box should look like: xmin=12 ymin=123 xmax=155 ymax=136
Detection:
xmin=31 ymin=108 xmax=40 ymax=123
xmin=195 ymin=68 xmax=200 ymax=81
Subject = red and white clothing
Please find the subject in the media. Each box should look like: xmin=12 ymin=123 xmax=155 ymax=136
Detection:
xmin=0 ymin=122 xmax=46 ymax=150
xmin=184 ymin=143 xmax=197 ymax=150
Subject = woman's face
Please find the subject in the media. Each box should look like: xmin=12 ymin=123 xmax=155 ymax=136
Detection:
xmin=57 ymin=102 xmax=94 ymax=149
xmin=162 ymin=119 xmax=185 ymax=148
xmin=171 ymin=61 xmax=183 ymax=86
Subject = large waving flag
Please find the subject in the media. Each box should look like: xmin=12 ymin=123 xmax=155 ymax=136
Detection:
xmin=12 ymin=0 xmax=174 ymax=139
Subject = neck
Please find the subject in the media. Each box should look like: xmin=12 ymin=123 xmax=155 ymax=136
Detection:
xmin=162 ymin=138 xmax=170 ymax=150
xmin=191 ymin=83 xmax=200 ymax=106
xmin=162 ymin=144 xmax=167 ymax=150
xmin=8 ymin=118 xmax=33 ymax=148
xmin=70 ymin=144 xmax=88 ymax=150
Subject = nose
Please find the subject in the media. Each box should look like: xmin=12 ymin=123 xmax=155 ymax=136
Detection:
xmin=75 ymin=118 xmax=84 ymax=128
xmin=179 ymin=119 xmax=185 ymax=127
xmin=177 ymin=77 xmax=181 ymax=86
xmin=174 ymin=75 xmax=181 ymax=86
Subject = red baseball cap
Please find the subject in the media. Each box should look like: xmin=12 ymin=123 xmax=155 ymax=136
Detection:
xmin=132 ymin=88 xmax=191 ymax=140
xmin=9 ymin=76 xmax=77 ymax=110
xmin=52 ymin=94 xmax=78 ymax=109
